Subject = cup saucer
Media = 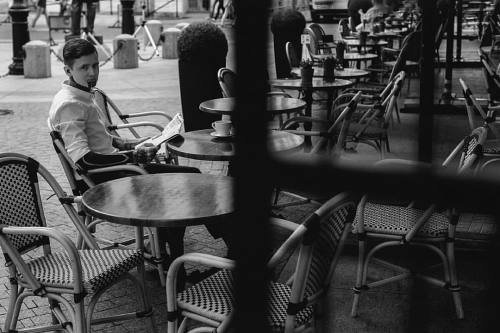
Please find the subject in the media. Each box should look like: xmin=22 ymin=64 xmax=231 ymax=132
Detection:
xmin=210 ymin=131 xmax=233 ymax=138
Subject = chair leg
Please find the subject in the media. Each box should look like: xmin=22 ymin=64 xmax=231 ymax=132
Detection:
xmin=447 ymin=240 xmax=464 ymax=319
xmin=351 ymin=236 xmax=366 ymax=317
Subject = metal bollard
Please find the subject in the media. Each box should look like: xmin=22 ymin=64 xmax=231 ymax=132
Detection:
xmin=23 ymin=40 xmax=51 ymax=78
xmin=113 ymin=34 xmax=138 ymax=69
xmin=162 ymin=27 xmax=181 ymax=59
xmin=145 ymin=20 xmax=163 ymax=47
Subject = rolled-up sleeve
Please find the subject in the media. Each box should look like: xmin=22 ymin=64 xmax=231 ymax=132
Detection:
xmin=52 ymin=102 xmax=91 ymax=162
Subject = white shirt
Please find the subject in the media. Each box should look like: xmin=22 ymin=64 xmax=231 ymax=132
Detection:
xmin=48 ymin=82 xmax=117 ymax=162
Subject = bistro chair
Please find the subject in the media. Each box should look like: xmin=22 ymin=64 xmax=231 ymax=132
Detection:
xmin=165 ymin=192 xmax=357 ymax=333
xmin=49 ymin=131 xmax=168 ymax=286
xmin=303 ymin=26 xmax=333 ymax=56
xmin=345 ymin=71 xmax=406 ymax=159
xmin=351 ymin=126 xmax=489 ymax=320
xmin=459 ymin=78 xmax=500 ymax=157
xmin=308 ymin=23 xmax=335 ymax=50
xmin=0 ymin=153 xmax=157 ymax=333
xmin=273 ymin=92 xmax=362 ymax=209
xmin=92 ymin=87 xmax=176 ymax=164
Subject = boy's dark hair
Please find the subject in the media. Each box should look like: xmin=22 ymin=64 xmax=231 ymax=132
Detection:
xmin=63 ymin=38 xmax=97 ymax=68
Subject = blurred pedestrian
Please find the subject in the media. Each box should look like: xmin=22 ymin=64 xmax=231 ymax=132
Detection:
xmin=71 ymin=0 xmax=98 ymax=35
xmin=31 ymin=0 xmax=48 ymax=28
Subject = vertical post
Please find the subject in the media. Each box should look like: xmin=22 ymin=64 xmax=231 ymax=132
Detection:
xmin=418 ymin=0 xmax=435 ymax=163
xmin=8 ymin=0 xmax=30 ymax=75
xmin=442 ymin=0 xmax=456 ymax=104
xmin=121 ymin=0 xmax=136 ymax=34
xmin=232 ymin=0 xmax=272 ymax=332
xmin=456 ymin=0 xmax=463 ymax=61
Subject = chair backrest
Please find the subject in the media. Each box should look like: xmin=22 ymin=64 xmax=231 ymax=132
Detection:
xmin=398 ymin=30 xmax=421 ymax=64
xmin=442 ymin=126 xmax=488 ymax=174
xmin=308 ymin=23 xmax=330 ymax=42
xmin=381 ymin=71 xmax=406 ymax=125
xmin=49 ymin=131 xmax=96 ymax=195
xmin=311 ymin=92 xmax=362 ymax=156
xmin=217 ymin=67 xmax=237 ymax=98
xmin=459 ymin=78 xmax=500 ymax=139
xmin=285 ymin=41 xmax=300 ymax=68
xmin=92 ymin=87 xmax=142 ymax=139
xmin=276 ymin=193 xmax=356 ymax=332
xmin=0 ymin=153 xmax=51 ymax=264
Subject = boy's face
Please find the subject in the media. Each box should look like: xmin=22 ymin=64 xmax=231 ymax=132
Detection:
xmin=64 ymin=52 xmax=99 ymax=88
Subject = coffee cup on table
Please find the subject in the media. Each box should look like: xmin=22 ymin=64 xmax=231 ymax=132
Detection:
xmin=212 ymin=120 xmax=232 ymax=136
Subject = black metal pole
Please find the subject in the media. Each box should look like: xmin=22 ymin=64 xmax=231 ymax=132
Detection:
xmin=8 ymin=0 xmax=30 ymax=75
xmin=456 ymin=0 xmax=463 ymax=61
xmin=418 ymin=0 xmax=435 ymax=162
xmin=121 ymin=0 xmax=135 ymax=34
xmin=442 ymin=0 xmax=456 ymax=104
xmin=232 ymin=0 xmax=272 ymax=332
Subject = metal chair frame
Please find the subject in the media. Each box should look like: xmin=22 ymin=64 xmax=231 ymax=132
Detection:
xmin=0 ymin=153 xmax=157 ymax=333
xmin=351 ymin=126 xmax=489 ymax=320
xmin=165 ymin=192 xmax=357 ymax=333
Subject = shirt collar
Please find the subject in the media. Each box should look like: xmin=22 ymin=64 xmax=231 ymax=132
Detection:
xmin=62 ymin=79 xmax=93 ymax=100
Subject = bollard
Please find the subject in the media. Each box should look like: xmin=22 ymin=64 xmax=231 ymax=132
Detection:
xmin=113 ymin=34 xmax=138 ymax=69
xmin=162 ymin=27 xmax=181 ymax=59
xmin=145 ymin=20 xmax=163 ymax=47
xmin=23 ymin=40 xmax=51 ymax=78
xmin=175 ymin=22 xmax=190 ymax=30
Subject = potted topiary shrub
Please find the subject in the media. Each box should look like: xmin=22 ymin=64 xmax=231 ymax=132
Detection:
xmin=177 ymin=21 xmax=228 ymax=131
xmin=271 ymin=9 xmax=306 ymax=79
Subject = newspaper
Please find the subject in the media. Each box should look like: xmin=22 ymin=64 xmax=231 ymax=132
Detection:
xmin=139 ymin=113 xmax=183 ymax=147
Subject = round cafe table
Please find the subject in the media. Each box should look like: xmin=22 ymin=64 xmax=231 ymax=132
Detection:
xmin=291 ymin=67 xmax=369 ymax=80
xmin=82 ymin=173 xmax=234 ymax=228
xmin=342 ymin=39 xmax=388 ymax=47
xmin=313 ymin=52 xmax=379 ymax=69
xmin=199 ymin=96 xmax=306 ymax=116
xmin=166 ymin=129 xmax=304 ymax=162
xmin=270 ymin=78 xmax=353 ymax=145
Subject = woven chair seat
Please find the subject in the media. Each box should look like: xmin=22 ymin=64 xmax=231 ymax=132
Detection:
xmin=177 ymin=269 xmax=314 ymax=331
xmin=353 ymin=202 xmax=449 ymax=237
xmin=24 ymin=249 xmax=142 ymax=294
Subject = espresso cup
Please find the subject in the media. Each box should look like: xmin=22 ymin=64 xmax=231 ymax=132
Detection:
xmin=212 ymin=120 xmax=232 ymax=136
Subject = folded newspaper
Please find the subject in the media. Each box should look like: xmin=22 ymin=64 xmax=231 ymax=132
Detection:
xmin=140 ymin=113 xmax=183 ymax=147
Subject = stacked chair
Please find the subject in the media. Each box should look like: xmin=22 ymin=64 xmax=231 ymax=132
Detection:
xmin=351 ymin=125 xmax=490 ymax=319
xmin=0 ymin=153 xmax=157 ymax=333
xmin=165 ymin=192 xmax=357 ymax=333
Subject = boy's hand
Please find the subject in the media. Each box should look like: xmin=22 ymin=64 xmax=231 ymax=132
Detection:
xmin=133 ymin=143 xmax=158 ymax=164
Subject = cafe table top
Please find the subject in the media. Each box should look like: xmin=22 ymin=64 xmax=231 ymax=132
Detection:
xmin=166 ymin=129 xmax=304 ymax=161
xmin=199 ymin=96 xmax=306 ymax=116
xmin=313 ymin=52 xmax=379 ymax=62
xmin=291 ymin=67 xmax=369 ymax=79
xmin=81 ymin=173 xmax=234 ymax=228
xmin=270 ymin=77 xmax=354 ymax=91
xmin=342 ymin=39 xmax=389 ymax=47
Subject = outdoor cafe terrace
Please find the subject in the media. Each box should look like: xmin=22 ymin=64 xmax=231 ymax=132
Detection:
xmin=1 ymin=1 xmax=500 ymax=332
